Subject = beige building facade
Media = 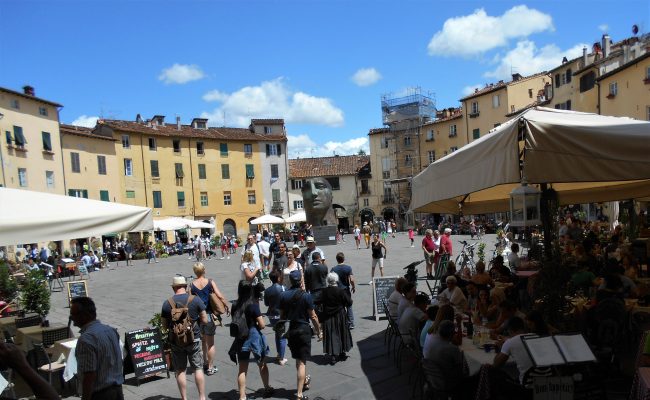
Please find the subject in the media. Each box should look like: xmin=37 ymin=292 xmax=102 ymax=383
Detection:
xmin=0 ymin=86 xmax=64 ymax=193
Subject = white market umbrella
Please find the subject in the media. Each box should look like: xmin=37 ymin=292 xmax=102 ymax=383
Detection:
xmin=154 ymin=217 xmax=189 ymax=231
xmin=284 ymin=211 xmax=306 ymax=223
xmin=185 ymin=219 xmax=215 ymax=229
xmin=0 ymin=187 xmax=153 ymax=245
xmin=250 ymin=214 xmax=285 ymax=224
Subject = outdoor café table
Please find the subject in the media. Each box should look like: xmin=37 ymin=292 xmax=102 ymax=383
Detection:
xmin=631 ymin=367 xmax=650 ymax=400
xmin=460 ymin=338 xmax=518 ymax=377
xmin=514 ymin=270 xmax=539 ymax=278
xmin=14 ymin=324 xmax=68 ymax=352
xmin=51 ymin=338 xmax=78 ymax=382
xmin=0 ymin=316 xmax=17 ymax=336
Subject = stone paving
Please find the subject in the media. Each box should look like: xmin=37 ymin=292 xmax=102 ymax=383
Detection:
xmin=42 ymin=232 xmax=495 ymax=400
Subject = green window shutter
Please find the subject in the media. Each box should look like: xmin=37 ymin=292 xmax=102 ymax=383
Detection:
xmin=153 ymin=191 xmax=162 ymax=208
xmin=276 ymin=144 xmax=281 ymax=156
xmin=177 ymin=191 xmax=185 ymax=206
xmin=13 ymin=126 xmax=25 ymax=146
xmin=175 ymin=163 xmax=184 ymax=178
xmin=42 ymin=132 xmax=52 ymax=151
xmin=221 ymin=164 xmax=230 ymax=179
xmin=220 ymin=143 xmax=228 ymax=156
xmin=150 ymin=160 xmax=159 ymax=177
xmin=245 ymin=164 xmax=254 ymax=179
xmin=198 ymin=164 xmax=206 ymax=179
xmin=5 ymin=131 xmax=12 ymax=145
xmin=473 ymin=129 xmax=480 ymax=140
xmin=99 ymin=190 xmax=110 ymax=201
xmin=68 ymin=189 xmax=75 ymax=197
xmin=82 ymin=190 xmax=88 ymax=199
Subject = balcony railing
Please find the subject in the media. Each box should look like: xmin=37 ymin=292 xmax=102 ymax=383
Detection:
xmin=360 ymin=189 xmax=371 ymax=195
xmin=271 ymin=201 xmax=284 ymax=212
xmin=382 ymin=196 xmax=395 ymax=204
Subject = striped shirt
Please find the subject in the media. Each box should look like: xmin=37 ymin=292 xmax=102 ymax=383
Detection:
xmin=75 ymin=320 xmax=124 ymax=393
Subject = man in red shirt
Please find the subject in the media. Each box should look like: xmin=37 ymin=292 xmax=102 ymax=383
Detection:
xmin=440 ymin=228 xmax=453 ymax=258
xmin=421 ymin=229 xmax=437 ymax=279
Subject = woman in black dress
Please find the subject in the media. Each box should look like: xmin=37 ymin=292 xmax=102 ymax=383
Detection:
xmin=320 ymin=272 xmax=353 ymax=364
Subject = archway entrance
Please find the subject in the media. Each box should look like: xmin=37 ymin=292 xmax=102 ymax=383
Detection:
xmin=223 ymin=219 xmax=237 ymax=237
xmin=359 ymin=208 xmax=375 ymax=225
xmin=382 ymin=207 xmax=397 ymax=222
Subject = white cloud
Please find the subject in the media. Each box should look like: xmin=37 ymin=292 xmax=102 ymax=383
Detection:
xmin=70 ymin=115 xmax=98 ymax=127
xmin=427 ymin=5 xmax=554 ymax=57
xmin=201 ymin=78 xmax=344 ymax=127
xmin=158 ymin=63 xmax=205 ymax=84
xmin=287 ymin=134 xmax=368 ymax=158
xmin=462 ymin=84 xmax=483 ymax=96
xmin=598 ymin=24 xmax=609 ymax=33
xmin=484 ymin=41 xmax=587 ymax=80
xmin=351 ymin=68 xmax=382 ymax=86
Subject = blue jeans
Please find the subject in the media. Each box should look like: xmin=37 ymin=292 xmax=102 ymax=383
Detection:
xmin=268 ymin=318 xmax=287 ymax=359
xmin=345 ymin=288 xmax=354 ymax=326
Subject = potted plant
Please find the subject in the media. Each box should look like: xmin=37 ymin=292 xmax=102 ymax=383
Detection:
xmin=149 ymin=312 xmax=172 ymax=369
xmin=477 ymin=243 xmax=486 ymax=263
xmin=0 ymin=260 xmax=18 ymax=314
xmin=20 ymin=269 xmax=50 ymax=325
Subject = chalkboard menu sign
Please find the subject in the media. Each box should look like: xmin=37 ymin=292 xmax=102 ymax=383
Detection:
xmin=124 ymin=328 xmax=168 ymax=382
xmin=372 ymin=276 xmax=399 ymax=321
xmin=66 ymin=280 xmax=88 ymax=305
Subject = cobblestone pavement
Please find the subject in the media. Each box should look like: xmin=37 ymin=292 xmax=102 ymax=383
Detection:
xmin=43 ymin=232 xmax=495 ymax=400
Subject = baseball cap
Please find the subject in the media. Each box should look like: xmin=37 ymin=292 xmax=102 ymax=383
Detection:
xmin=289 ymin=269 xmax=302 ymax=283
xmin=306 ymin=236 xmax=315 ymax=243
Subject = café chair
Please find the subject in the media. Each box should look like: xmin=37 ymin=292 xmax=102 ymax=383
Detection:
xmin=15 ymin=315 xmax=42 ymax=329
xmin=31 ymin=343 xmax=66 ymax=388
xmin=42 ymin=326 xmax=71 ymax=348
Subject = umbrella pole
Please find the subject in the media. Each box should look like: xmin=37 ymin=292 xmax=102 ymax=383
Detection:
xmin=540 ymin=184 xmax=558 ymax=261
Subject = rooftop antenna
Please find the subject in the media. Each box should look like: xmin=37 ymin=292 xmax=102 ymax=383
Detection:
xmin=222 ymin=111 xmax=226 ymax=127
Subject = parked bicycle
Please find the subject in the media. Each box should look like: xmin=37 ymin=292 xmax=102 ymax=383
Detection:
xmin=455 ymin=240 xmax=477 ymax=274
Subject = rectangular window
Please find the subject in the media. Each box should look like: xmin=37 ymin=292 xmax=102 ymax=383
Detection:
xmin=248 ymin=190 xmax=256 ymax=204
xmin=580 ymin=71 xmax=596 ymax=92
xmin=97 ymin=155 xmax=107 ymax=175
xmin=220 ymin=143 xmax=228 ymax=156
xmin=150 ymin=160 xmax=159 ymax=177
xmin=492 ymin=94 xmax=500 ymax=108
xmin=177 ymin=191 xmax=185 ymax=207
xmin=69 ymin=189 xmax=88 ymax=198
xmin=426 ymin=130 xmax=434 ymax=141
xmin=221 ymin=164 xmax=230 ymax=179
xmin=647 ymin=106 xmax=650 ymax=121
xmin=383 ymin=138 xmax=389 ymax=148
xmin=71 ymin=152 xmax=81 ymax=173
xmin=271 ymin=164 xmax=279 ymax=179
xmin=404 ymin=136 xmax=411 ymax=146
xmin=175 ymin=163 xmax=184 ymax=178
xmin=148 ymin=137 xmax=157 ymax=151
xmin=244 ymin=143 xmax=253 ymax=156
xmin=363 ymin=198 xmax=369 ymax=207
xmin=266 ymin=143 xmax=281 ymax=156
xmin=361 ymin=179 xmax=369 ymax=194
xmin=450 ymin=146 xmax=458 ymax=152
xmin=99 ymin=190 xmax=110 ymax=202
xmin=646 ymin=66 xmax=650 ymax=80
xmin=41 ymin=132 xmax=52 ymax=151
xmin=11 ymin=99 xmax=19 ymax=109
xmin=196 ymin=141 xmax=204 ymax=155
xmin=173 ymin=139 xmax=181 ymax=153
xmin=293 ymin=200 xmax=303 ymax=210
xmin=223 ymin=191 xmax=232 ymax=205
xmin=124 ymin=159 xmax=133 ymax=176
xmin=264 ymin=126 xmax=272 ymax=134
xmin=200 ymin=192 xmax=208 ymax=206
xmin=153 ymin=191 xmax=162 ymax=208
xmin=5 ymin=130 xmax=12 ymax=146
xmin=606 ymin=82 xmax=617 ymax=99
xmin=473 ymin=129 xmax=480 ymax=140
xmin=326 ymin=177 xmax=340 ymax=190
xmin=198 ymin=164 xmax=206 ymax=179
xmin=291 ymin=179 xmax=303 ymax=190
xmin=471 ymin=101 xmax=479 ymax=115
xmin=121 ymin=135 xmax=130 ymax=149
xmin=17 ymin=168 xmax=27 ymax=187
xmin=125 ymin=190 xmax=135 ymax=199
xmin=45 ymin=171 xmax=55 ymax=188
xmin=555 ymin=74 xmax=561 ymax=88
xmin=272 ymin=189 xmax=281 ymax=202
xmin=528 ymin=88 xmax=534 ymax=98
xmin=565 ymin=69 xmax=572 ymax=83
xmin=13 ymin=126 xmax=25 ymax=147
xmin=428 ymin=150 xmax=436 ymax=164
xmin=560 ymin=74 xmax=567 ymax=85
xmin=404 ymin=155 xmax=412 ymax=166
xmin=449 ymin=125 xmax=457 ymax=137
xmin=382 ymin=157 xmax=390 ymax=171
xmin=245 ymin=164 xmax=254 ymax=179
xmin=382 ymin=171 xmax=390 ymax=179
xmin=566 ymin=100 xmax=572 ymax=110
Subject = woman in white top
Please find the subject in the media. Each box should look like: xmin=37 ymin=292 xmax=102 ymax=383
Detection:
xmin=241 ymin=250 xmax=260 ymax=284
xmin=281 ymin=251 xmax=304 ymax=290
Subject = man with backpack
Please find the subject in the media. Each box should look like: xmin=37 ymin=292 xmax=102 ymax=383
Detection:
xmin=161 ymin=276 xmax=208 ymax=400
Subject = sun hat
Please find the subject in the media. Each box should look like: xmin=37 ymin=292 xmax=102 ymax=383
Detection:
xmin=306 ymin=236 xmax=315 ymax=243
xmin=444 ymin=228 xmax=452 ymax=233
xmin=292 ymin=244 xmax=301 ymax=250
xmin=171 ymin=276 xmax=187 ymax=287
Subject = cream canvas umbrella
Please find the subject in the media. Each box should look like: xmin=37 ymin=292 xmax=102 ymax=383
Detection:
xmin=284 ymin=211 xmax=306 ymax=223
xmin=250 ymin=214 xmax=285 ymax=224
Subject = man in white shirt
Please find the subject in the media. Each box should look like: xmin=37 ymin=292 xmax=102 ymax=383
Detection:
xmin=242 ymin=234 xmax=262 ymax=270
xmin=492 ymin=317 xmax=533 ymax=384
xmin=507 ymin=243 xmax=521 ymax=272
xmin=438 ymin=276 xmax=468 ymax=313
xmin=258 ymin=236 xmax=271 ymax=279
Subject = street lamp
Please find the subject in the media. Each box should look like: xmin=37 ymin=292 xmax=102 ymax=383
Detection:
xmin=509 ymin=179 xmax=541 ymax=227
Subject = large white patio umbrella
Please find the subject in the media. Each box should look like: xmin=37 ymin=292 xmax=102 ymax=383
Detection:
xmin=154 ymin=217 xmax=189 ymax=231
xmin=410 ymin=108 xmax=650 ymax=214
xmin=0 ymin=187 xmax=153 ymax=245
xmin=284 ymin=211 xmax=306 ymax=223
xmin=250 ymin=214 xmax=285 ymax=224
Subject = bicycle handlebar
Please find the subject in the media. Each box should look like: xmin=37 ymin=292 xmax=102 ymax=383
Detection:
xmin=403 ymin=259 xmax=426 ymax=270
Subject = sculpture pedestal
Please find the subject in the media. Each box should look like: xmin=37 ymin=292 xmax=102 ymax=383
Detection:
xmin=312 ymin=225 xmax=337 ymax=245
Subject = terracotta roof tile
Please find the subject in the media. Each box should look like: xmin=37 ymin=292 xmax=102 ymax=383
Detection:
xmin=459 ymin=71 xmax=550 ymax=101
xmin=0 ymin=86 xmax=62 ymax=107
xmin=250 ymin=118 xmax=285 ymax=125
xmin=60 ymin=124 xmax=116 ymax=141
xmin=368 ymin=128 xmax=389 ymax=136
xmin=424 ymin=109 xmax=463 ymax=126
xmin=98 ymin=119 xmax=286 ymax=142
xmin=504 ymin=98 xmax=551 ymax=117
xmin=289 ymin=155 xmax=370 ymax=178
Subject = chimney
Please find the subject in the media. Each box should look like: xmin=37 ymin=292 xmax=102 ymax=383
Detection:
xmin=602 ymin=34 xmax=611 ymax=58
xmin=582 ymin=47 xmax=588 ymax=67
xmin=511 ymin=73 xmax=523 ymax=81
xmin=23 ymin=85 xmax=35 ymax=96
xmin=135 ymin=113 xmax=143 ymax=123
xmin=176 ymin=116 xmax=181 ymax=131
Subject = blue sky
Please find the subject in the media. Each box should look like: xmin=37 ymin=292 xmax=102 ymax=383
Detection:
xmin=1 ymin=0 xmax=647 ymax=158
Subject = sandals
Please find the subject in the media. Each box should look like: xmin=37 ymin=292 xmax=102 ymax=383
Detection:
xmin=303 ymin=374 xmax=311 ymax=391
xmin=263 ymin=386 xmax=275 ymax=398
xmin=295 ymin=396 xmax=308 ymax=400
xmin=205 ymin=366 xmax=218 ymax=376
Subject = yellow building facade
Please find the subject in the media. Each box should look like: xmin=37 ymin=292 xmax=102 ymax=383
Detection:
xmin=0 ymin=86 xmax=64 ymax=193
xmin=598 ymin=53 xmax=650 ymax=120
xmin=94 ymin=116 xmax=285 ymax=237
xmin=420 ymin=108 xmax=467 ymax=167
xmin=60 ymin=124 xmax=120 ymax=202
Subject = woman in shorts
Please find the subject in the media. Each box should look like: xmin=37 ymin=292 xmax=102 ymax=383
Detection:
xmin=370 ymin=233 xmax=387 ymax=284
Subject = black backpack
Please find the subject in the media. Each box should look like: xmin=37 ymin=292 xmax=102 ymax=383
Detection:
xmin=229 ymin=308 xmax=249 ymax=340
